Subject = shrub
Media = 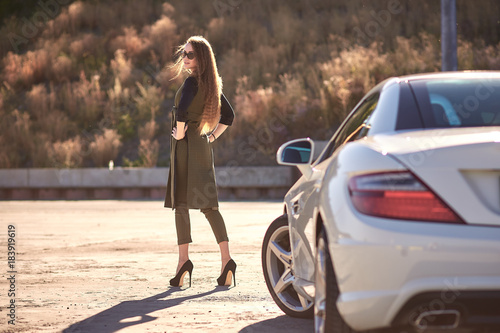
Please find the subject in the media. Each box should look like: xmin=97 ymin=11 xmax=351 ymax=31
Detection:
xmin=69 ymin=33 xmax=98 ymax=58
xmin=11 ymin=109 xmax=33 ymax=159
xmin=89 ymin=129 xmax=122 ymax=167
xmin=51 ymin=55 xmax=73 ymax=82
xmin=134 ymin=82 xmax=161 ymax=121
xmin=47 ymin=137 xmax=83 ymax=168
xmin=232 ymin=74 xmax=310 ymax=162
xmin=107 ymin=77 xmax=132 ymax=126
xmin=30 ymin=133 xmax=52 ymax=167
xmin=138 ymin=139 xmax=159 ymax=167
xmin=138 ymin=119 xmax=158 ymax=141
xmin=61 ymin=71 xmax=106 ymax=128
xmin=27 ymin=83 xmax=54 ymax=120
xmin=110 ymin=28 xmax=149 ymax=62
xmin=2 ymin=50 xmax=50 ymax=89
xmin=0 ymin=137 xmax=12 ymax=168
xmin=389 ymin=33 xmax=440 ymax=75
xmin=3 ymin=0 xmax=500 ymax=168
xmin=136 ymin=119 xmax=159 ymax=167
xmin=145 ymin=15 xmax=178 ymax=63
xmin=117 ymin=114 xmax=136 ymax=140
xmin=110 ymin=49 xmax=134 ymax=86
xmin=0 ymin=109 xmax=32 ymax=168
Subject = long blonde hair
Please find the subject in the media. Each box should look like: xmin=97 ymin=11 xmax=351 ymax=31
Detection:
xmin=171 ymin=36 xmax=222 ymax=135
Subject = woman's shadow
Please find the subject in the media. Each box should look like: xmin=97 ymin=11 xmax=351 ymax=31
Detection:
xmin=63 ymin=286 xmax=227 ymax=333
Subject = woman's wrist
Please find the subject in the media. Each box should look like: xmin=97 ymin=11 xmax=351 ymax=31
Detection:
xmin=211 ymin=133 xmax=217 ymax=140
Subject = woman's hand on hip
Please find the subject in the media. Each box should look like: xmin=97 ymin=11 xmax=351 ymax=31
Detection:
xmin=172 ymin=123 xmax=188 ymax=140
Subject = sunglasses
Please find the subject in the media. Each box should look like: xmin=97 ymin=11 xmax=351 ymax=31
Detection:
xmin=182 ymin=51 xmax=195 ymax=60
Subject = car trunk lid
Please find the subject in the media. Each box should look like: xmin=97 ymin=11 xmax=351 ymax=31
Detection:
xmin=366 ymin=127 xmax=500 ymax=226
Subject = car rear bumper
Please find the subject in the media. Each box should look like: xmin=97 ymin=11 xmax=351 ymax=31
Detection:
xmin=391 ymin=290 xmax=500 ymax=329
xmin=327 ymin=216 xmax=500 ymax=331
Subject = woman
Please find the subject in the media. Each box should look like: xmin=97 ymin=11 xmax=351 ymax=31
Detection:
xmin=165 ymin=36 xmax=236 ymax=288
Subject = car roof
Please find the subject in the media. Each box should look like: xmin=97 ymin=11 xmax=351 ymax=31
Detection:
xmin=370 ymin=70 xmax=500 ymax=96
xmin=392 ymin=70 xmax=500 ymax=83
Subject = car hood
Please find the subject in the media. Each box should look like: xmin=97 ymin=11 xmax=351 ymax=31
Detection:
xmin=361 ymin=127 xmax=500 ymax=226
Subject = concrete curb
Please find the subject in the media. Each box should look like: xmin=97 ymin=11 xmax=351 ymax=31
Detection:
xmin=0 ymin=166 xmax=295 ymax=200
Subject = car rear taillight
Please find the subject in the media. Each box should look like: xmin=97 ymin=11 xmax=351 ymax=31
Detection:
xmin=348 ymin=172 xmax=464 ymax=223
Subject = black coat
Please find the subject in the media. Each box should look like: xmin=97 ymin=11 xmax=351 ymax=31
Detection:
xmin=164 ymin=77 xmax=234 ymax=209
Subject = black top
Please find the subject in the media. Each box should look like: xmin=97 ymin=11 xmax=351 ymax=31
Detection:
xmin=177 ymin=76 xmax=235 ymax=126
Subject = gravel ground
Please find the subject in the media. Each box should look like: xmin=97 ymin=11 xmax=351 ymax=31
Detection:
xmin=0 ymin=200 xmax=313 ymax=333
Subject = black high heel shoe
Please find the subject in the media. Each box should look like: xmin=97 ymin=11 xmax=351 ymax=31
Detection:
xmin=170 ymin=260 xmax=193 ymax=287
xmin=217 ymin=259 xmax=237 ymax=286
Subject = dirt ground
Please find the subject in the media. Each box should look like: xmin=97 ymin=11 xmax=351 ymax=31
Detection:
xmin=0 ymin=200 xmax=313 ymax=333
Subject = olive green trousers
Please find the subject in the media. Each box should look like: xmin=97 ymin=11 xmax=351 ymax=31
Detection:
xmin=175 ymin=207 xmax=229 ymax=245
xmin=174 ymin=138 xmax=229 ymax=245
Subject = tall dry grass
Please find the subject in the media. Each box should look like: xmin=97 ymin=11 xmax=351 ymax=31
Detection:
xmin=137 ymin=119 xmax=160 ymax=167
xmin=2 ymin=50 xmax=50 ymax=88
xmin=107 ymin=77 xmax=132 ymax=127
xmin=89 ymin=129 xmax=122 ymax=167
xmin=47 ymin=137 xmax=84 ymax=168
xmin=0 ymin=137 xmax=12 ymax=168
xmin=59 ymin=72 xmax=106 ymax=127
xmin=110 ymin=49 xmax=134 ymax=86
xmin=9 ymin=110 xmax=33 ymax=167
xmin=30 ymin=133 xmax=52 ymax=167
xmin=1 ymin=0 xmax=500 ymax=167
xmin=134 ymin=82 xmax=161 ymax=121
xmin=139 ymin=118 xmax=159 ymax=167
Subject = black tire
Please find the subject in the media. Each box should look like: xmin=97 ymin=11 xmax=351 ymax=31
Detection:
xmin=261 ymin=214 xmax=314 ymax=318
xmin=315 ymin=227 xmax=358 ymax=333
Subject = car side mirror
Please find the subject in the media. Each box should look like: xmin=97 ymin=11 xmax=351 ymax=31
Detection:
xmin=278 ymin=140 xmax=313 ymax=164
xmin=277 ymin=138 xmax=315 ymax=177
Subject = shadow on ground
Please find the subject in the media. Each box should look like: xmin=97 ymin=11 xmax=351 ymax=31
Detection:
xmin=239 ymin=315 xmax=313 ymax=333
xmin=62 ymin=287 xmax=227 ymax=333
xmin=239 ymin=319 xmax=495 ymax=333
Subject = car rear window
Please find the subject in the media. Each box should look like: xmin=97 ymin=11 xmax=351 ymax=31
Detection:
xmin=410 ymin=78 xmax=500 ymax=128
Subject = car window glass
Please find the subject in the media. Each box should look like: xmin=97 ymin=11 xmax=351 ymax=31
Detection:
xmin=411 ymin=79 xmax=500 ymax=128
xmin=316 ymin=93 xmax=380 ymax=164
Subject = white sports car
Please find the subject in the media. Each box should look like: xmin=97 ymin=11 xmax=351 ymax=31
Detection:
xmin=261 ymin=72 xmax=500 ymax=333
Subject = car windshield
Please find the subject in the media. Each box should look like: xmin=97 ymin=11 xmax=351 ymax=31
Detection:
xmin=411 ymin=78 xmax=500 ymax=128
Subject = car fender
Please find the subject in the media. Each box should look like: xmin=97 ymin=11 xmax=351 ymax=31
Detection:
xmin=318 ymin=141 xmax=407 ymax=286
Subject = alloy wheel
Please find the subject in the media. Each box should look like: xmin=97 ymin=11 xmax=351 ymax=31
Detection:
xmin=264 ymin=222 xmax=313 ymax=315
xmin=315 ymin=231 xmax=328 ymax=332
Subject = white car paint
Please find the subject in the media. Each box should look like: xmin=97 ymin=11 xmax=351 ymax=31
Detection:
xmin=318 ymin=129 xmax=500 ymax=330
xmin=274 ymin=72 xmax=500 ymax=331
